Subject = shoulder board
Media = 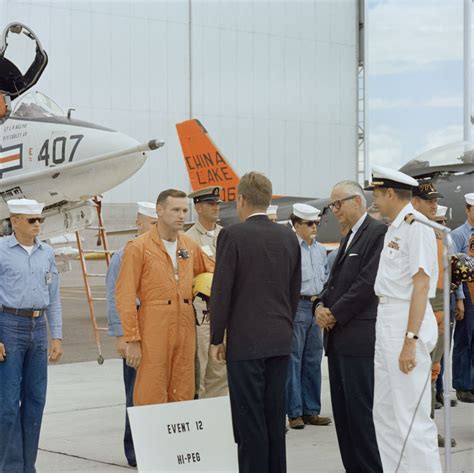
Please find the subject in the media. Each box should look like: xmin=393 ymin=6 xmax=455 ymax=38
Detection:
xmin=404 ymin=213 xmax=416 ymax=225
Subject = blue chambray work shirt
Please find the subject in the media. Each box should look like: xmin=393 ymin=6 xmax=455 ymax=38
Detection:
xmin=0 ymin=234 xmax=62 ymax=339
xmin=451 ymin=220 xmax=474 ymax=300
xmin=298 ymin=236 xmax=328 ymax=296
xmin=106 ymin=247 xmax=125 ymax=337
xmin=106 ymin=247 xmax=140 ymax=336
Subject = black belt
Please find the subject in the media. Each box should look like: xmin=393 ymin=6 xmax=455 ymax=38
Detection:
xmin=1 ymin=306 xmax=45 ymax=318
xmin=300 ymin=295 xmax=318 ymax=302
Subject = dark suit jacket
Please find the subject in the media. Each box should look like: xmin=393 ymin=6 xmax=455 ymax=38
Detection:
xmin=317 ymin=215 xmax=387 ymax=357
xmin=210 ymin=215 xmax=301 ymax=361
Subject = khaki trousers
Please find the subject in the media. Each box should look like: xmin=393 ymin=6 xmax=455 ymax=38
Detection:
xmin=194 ymin=297 xmax=228 ymax=398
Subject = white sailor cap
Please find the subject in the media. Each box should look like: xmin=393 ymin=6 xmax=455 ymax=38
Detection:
xmin=266 ymin=205 xmax=278 ymax=216
xmin=137 ymin=201 xmax=157 ymax=218
xmin=7 ymin=198 xmax=44 ymax=215
xmin=364 ymin=164 xmax=419 ymax=191
xmin=436 ymin=205 xmax=448 ymax=218
xmin=465 ymin=193 xmax=474 ymax=206
xmin=293 ymin=203 xmax=321 ymax=221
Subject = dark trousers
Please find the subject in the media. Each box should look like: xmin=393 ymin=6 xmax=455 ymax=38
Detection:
xmin=123 ymin=360 xmax=137 ymax=466
xmin=453 ymin=283 xmax=474 ymax=391
xmin=0 ymin=312 xmax=48 ymax=473
xmin=227 ymin=356 xmax=288 ymax=473
xmin=328 ymin=354 xmax=382 ymax=473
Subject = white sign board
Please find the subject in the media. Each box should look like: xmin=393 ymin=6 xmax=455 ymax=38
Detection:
xmin=128 ymin=396 xmax=238 ymax=473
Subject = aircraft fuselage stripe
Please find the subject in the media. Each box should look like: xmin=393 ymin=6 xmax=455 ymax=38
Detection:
xmin=0 ymin=153 xmax=20 ymax=164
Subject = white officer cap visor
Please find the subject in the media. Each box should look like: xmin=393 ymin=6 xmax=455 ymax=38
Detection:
xmin=365 ymin=164 xmax=419 ymax=191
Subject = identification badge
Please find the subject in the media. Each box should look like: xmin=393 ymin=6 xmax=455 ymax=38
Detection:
xmin=45 ymin=272 xmax=53 ymax=285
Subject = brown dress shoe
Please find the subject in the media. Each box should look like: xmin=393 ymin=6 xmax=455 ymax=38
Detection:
xmin=288 ymin=417 xmax=305 ymax=429
xmin=302 ymin=415 xmax=332 ymax=426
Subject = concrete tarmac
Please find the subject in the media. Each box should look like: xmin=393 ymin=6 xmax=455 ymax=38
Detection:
xmin=35 ymin=286 xmax=474 ymax=472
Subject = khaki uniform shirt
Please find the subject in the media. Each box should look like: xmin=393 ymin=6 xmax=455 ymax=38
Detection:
xmin=186 ymin=221 xmax=222 ymax=258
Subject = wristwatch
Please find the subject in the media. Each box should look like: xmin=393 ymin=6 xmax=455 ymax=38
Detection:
xmin=405 ymin=331 xmax=419 ymax=340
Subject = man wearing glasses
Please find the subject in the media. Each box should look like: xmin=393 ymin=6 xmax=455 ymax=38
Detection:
xmin=315 ymin=181 xmax=386 ymax=473
xmin=286 ymin=203 xmax=331 ymax=430
xmin=0 ymin=198 xmax=63 ymax=473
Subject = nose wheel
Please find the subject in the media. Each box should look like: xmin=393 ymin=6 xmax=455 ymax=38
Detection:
xmin=97 ymin=355 xmax=104 ymax=365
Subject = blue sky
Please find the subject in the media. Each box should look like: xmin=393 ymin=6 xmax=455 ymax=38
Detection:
xmin=368 ymin=0 xmax=466 ymax=168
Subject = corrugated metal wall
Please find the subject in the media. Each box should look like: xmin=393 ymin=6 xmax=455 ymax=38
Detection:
xmin=1 ymin=0 xmax=358 ymax=202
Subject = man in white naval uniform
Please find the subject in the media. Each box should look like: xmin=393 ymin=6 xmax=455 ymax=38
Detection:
xmin=366 ymin=164 xmax=441 ymax=473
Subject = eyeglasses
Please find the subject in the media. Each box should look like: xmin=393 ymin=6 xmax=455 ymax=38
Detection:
xmin=302 ymin=220 xmax=319 ymax=227
xmin=329 ymin=195 xmax=357 ymax=211
xmin=25 ymin=217 xmax=45 ymax=224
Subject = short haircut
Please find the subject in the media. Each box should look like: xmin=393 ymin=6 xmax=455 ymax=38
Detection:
xmin=290 ymin=213 xmax=303 ymax=226
xmin=394 ymin=188 xmax=413 ymax=200
xmin=467 ymin=204 xmax=472 ymax=210
xmin=378 ymin=187 xmax=412 ymax=201
xmin=156 ymin=189 xmax=187 ymax=205
xmin=237 ymin=172 xmax=272 ymax=208
xmin=333 ymin=180 xmax=367 ymax=207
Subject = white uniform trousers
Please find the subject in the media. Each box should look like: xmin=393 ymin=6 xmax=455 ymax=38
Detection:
xmin=374 ymin=301 xmax=441 ymax=473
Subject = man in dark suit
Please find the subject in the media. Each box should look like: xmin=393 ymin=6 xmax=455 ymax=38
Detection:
xmin=315 ymin=180 xmax=386 ymax=473
xmin=209 ymin=172 xmax=301 ymax=473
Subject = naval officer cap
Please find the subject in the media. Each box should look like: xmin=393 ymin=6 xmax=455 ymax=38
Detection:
xmin=7 ymin=198 xmax=44 ymax=215
xmin=364 ymin=164 xmax=419 ymax=191
xmin=413 ymin=179 xmax=444 ymax=200
xmin=137 ymin=201 xmax=157 ymax=218
xmin=188 ymin=186 xmax=223 ymax=204
xmin=293 ymin=203 xmax=321 ymax=221
xmin=465 ymin=193 xmax=474 ymax=206
xmin=266 ymin=205 xmax=278 ymax=216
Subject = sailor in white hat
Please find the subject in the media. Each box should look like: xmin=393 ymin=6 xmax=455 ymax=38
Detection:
xmin=435 ymin=205 xmax=448 ymax=222
xmin=106 ymin=201 xmax=157 ymax=467
xmin=266 ymin=204 xmax=279 ymax=223
xmin=186 ymin=186 xmax=227 ymax=399
xmin=0 ymin=199 xmax=63 ymax=472
xmin=365 ymin=165 xmax=442 ymax=472
xmin=450 ymin=192 xmax=474 ymax=404
xmin=286 ymin=203 xmax=331 ymax=429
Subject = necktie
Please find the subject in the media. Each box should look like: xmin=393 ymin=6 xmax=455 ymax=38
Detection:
xmin=335 ymin=230 xmax=352 ymax=265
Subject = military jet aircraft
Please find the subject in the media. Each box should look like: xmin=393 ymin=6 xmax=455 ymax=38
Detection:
xmin=176 ymin=119 xmax=473 ymax=246
xmin=0 ymin=22 xmax=164 ymax=240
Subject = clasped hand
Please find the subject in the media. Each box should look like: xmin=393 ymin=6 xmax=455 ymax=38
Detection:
xmin=315 ymin=305 xmax=336 ymax=330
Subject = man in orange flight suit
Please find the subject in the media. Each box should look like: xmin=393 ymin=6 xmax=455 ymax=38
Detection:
xmin=116 ymin=189 xmax=214 ymax=406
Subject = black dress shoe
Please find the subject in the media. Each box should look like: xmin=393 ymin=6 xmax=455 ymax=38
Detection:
xmin=456 ymin=390 xmax=474 ymax=403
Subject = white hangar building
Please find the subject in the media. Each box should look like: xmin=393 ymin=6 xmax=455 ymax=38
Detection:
xmin=0 ymin=0 xmax=366 ymax=202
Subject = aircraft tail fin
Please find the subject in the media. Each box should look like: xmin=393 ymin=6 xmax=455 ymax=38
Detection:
xmin=176 ymin=119 xmax=240 ymax=202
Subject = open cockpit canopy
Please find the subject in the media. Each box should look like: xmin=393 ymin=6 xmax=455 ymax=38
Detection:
xmin=0 ymin=23 xmax=48 ymax=100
